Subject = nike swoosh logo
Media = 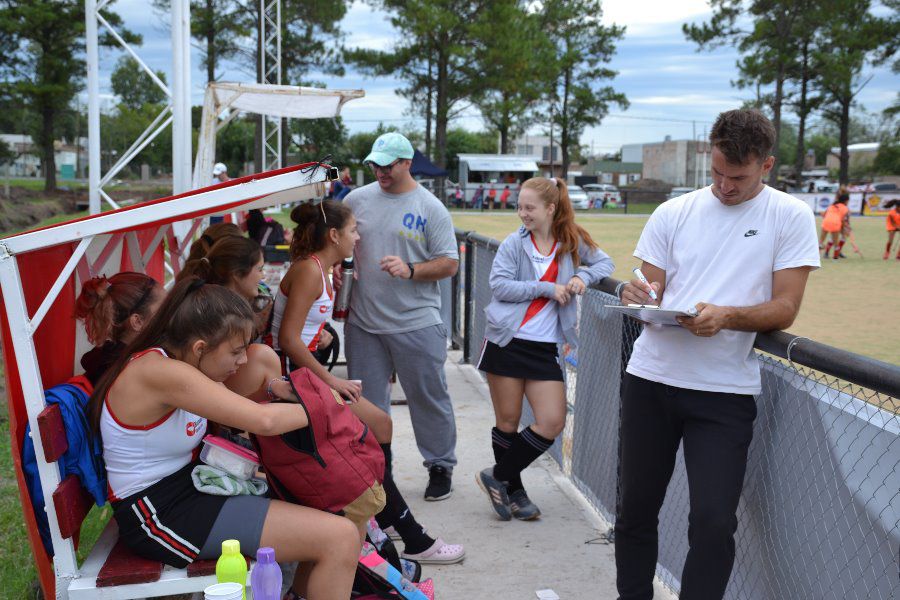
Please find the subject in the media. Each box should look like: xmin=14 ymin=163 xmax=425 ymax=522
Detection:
xmin=744 ymin=230 xmax=758 ymax=237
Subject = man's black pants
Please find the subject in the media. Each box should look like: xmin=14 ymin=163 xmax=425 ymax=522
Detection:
xmin=614 ymin=373 xmax=757 ymax=600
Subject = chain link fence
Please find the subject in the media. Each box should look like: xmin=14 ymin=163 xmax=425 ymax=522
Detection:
xmin=450 ymin=228 xmax=900 ymax=599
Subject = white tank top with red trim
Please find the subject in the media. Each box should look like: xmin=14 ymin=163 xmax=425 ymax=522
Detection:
xmin=271 ymin=255 xmax=334 ymax=352
xmin=100 ymin=347 xmax=207 ymax=501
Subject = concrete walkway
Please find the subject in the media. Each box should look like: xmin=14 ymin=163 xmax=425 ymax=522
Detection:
xmin=373 ymin=350 xmax=620 ymax=599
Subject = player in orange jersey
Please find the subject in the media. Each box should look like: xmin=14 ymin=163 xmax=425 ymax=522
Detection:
xmin=820 ymin=189 xmax=850 ymax=259
xmin=884 ymin=199 xmax=900 ymax=260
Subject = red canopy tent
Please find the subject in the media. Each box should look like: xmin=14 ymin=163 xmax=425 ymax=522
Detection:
xmin=0 ymin=162 xmax=334 ymax=599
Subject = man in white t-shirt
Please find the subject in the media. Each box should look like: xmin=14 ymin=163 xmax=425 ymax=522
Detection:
xmin=614 ymin=109 xmax=820 ymax=600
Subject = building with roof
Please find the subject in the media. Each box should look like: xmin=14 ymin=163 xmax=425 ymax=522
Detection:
xmin=455 ymin=154 xmax=540 ymax=204
xmin=582 ymin=158 xmax=642 ymax=186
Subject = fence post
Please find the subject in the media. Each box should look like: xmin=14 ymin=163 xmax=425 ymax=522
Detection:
xmin=450 ymin=232 xmax=468 ymax=351
xmin=462 ymin=236 xmax=475 ymax=364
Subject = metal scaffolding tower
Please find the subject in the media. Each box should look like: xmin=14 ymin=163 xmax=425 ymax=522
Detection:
xmin=259 ymin=0 xmax=282 ymax=172
xmin=85 ymin=0 xmax=192 ymax=214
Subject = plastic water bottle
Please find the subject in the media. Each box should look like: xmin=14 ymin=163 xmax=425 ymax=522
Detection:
xmin=250 ymin=547 xmax=282 ymax=600
xmin=332 ymin=258 xmax=354 ymax=322
xmin=216 ymin=539 xmax=247 ymax=600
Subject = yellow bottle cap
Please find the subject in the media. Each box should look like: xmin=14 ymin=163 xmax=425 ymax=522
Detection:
xmin=221 ymin=539 xmax=241 ymax=555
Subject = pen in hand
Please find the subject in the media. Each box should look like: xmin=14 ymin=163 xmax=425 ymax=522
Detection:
xmin=632 ymin=268 xmax=658 ymax=302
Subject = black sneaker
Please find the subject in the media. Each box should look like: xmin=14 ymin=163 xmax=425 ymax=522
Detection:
xmin=425 ymin=465 xmax=452 ymax=501
xmin=509 ymin=489 xmax=541 ymax=520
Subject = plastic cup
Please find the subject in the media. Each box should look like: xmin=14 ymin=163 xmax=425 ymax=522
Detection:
xmin=204 ymin=582 xmax=244 ymax=600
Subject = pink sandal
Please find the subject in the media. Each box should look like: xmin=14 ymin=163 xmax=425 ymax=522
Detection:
xmin=401 ymin=538 xmax=466 ymax=565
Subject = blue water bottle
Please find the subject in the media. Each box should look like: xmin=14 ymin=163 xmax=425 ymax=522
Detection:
xmin=250 ymin=547 xmax=282 ymax=600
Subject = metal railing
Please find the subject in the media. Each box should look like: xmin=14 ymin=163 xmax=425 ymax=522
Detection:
xmin=449 ymin=228 xmax=900 ymax=599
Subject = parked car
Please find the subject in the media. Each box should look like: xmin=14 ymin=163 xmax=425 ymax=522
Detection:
xmin=667 ymin=186 xmax=695 ymax=200
xmin=582 ymin=183 xmax=621 ymax=208
xmin=567 ymin=185 xmax=590 ymax=209
xmin=802 ymin=180 xmax=839 ymax=194
xmin=850 ymin=182 xmax=898 ymax=194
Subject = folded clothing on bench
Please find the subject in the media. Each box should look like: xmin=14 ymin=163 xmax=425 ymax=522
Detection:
xmin=191 ymin=465 xmax=268 ymax=496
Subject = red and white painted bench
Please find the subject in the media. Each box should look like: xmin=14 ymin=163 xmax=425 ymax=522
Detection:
xmin=0 ymin=163 xmax=333 ymax=598
xmin=36 ymin=403 xmax=219 ymax=599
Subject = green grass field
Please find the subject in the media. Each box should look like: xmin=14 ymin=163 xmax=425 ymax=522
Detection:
xmin=452 ymin=212 xmax=899 ymax=365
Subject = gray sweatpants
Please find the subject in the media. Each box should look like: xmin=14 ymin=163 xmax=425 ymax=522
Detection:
xmin=345 ymin=321 xmax=457 ymax=472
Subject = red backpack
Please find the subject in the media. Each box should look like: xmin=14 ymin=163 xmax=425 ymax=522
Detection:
xmin=252 ymin=368 xmax=385 ymax=513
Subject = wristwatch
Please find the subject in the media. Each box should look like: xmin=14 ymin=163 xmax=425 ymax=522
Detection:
xmin=407 ymin=262 xmax=415 ymax=279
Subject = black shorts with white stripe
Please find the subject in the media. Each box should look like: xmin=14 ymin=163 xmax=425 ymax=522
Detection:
xmin=112 ymin=461 xmax=227 ymax=568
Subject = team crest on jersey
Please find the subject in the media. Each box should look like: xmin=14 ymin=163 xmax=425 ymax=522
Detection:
xmin=185 ymin=420 xmax=201 ymax=437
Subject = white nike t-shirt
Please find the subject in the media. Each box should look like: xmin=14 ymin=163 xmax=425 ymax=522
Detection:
xmin=626 ymin=185 xmax=820 ymax=394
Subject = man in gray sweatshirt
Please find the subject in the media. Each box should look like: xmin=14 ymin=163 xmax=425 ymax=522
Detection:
xmin=342 ymin=132 xmax=460 ymax=501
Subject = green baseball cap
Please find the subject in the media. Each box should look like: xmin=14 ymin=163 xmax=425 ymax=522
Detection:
xmin=364 ymin=132 xmax=414 ymax=166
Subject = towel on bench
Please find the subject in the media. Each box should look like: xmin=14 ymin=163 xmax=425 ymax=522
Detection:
xmin=191 ymin=465 xmax=268 ymax=496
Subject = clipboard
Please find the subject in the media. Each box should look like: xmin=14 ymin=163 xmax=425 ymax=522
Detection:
xmin=604 ymin=304 xmax=698 ymax=326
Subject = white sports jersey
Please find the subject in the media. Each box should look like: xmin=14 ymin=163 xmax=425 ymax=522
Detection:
xmin=271 ymin=255 xmax=333 ymax=352
xmin=101 ymin=348 xmax=207 ymax=500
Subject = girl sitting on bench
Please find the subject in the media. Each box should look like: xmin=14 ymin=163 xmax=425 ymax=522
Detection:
xmin=270 ymin=200 xmax=464 ymax=565
xmin=75 ymin=272 xmax=165 ymax=386
xmin=88 ymin=277 xmax=360 ymax=600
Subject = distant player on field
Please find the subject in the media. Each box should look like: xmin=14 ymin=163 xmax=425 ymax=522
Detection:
xmin=884 ymin=199 xmax=900 ymax=260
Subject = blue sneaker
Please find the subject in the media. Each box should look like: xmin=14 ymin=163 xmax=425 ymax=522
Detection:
xmin=476 ymin=467 xmax=511 ymax=521
xmin=509 ymin=489 xmax=541 ymax=520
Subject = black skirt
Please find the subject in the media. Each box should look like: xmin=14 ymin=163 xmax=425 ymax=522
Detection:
xmin=477 ymin=337 xmax=564 ymax=381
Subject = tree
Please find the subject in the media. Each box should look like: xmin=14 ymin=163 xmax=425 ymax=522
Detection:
xmin=349 ymin=0 xmax=486 ymax=173
xmin=685 ymin=0 xmax=813 ymax=186
xmin=0 ymin=0 xmax=137 ymax=191
xmin=470 ymin=0 xmax=554 ymax=153
xmin=290 ymin=116 xmax=348 ymax=164
xmin=445 ymin=126 xmax=498 ymax=174
xmin=111 ymin=57 xmax=168 ymax=110
xmin=786 ymin=29 xmax=825 ymax=185
xmin=814 ymin=0 xmax=897 ymax=184
xmin=154 ymin=0 xmax=251 ymax=84
xmin=872 ymin=142 xmax=900 ymax=175
xmin=542 ymin=0 xmax=628 ymax=177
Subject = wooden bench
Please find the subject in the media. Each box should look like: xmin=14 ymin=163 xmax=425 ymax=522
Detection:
xmin=31 ymin=402 xmax=219 ymax=599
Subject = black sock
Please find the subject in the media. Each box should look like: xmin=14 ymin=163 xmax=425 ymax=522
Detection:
xmin=381 ymin=442 xmax=394 ymax=480
xmin=375 ymin=442 xmax=436 ymax=554
xmin=492 ymin=427 xmax=524 ymax=493
xmin=493 ymin=427 xmax=554 ymax=485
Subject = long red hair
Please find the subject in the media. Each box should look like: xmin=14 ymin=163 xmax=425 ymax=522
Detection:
xmin=521 ymin=177 xmax=598 ymax=266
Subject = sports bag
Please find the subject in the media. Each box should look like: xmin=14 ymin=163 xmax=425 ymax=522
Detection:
xmin=353 ymin=542 xmax=434 ymax=600
xmin=252 ymin=367 xmax=384 ymax=513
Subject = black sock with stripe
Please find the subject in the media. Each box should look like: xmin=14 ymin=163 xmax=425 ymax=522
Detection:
xmin=375 ymin=442 xmax=436 ymax=554
xmin=493 ymin=427 xmax=554 ymax=485
xmin=492 ymin=427 xmax=524 ymax=493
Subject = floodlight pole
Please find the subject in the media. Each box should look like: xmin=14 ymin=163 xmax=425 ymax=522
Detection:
xmin=85 ymin=0 xmax=100 ymax=215
xmin=172 ymin=0 xmax=193 ymax=194
xmin=260 ymin=0 xmax=282 ymax=172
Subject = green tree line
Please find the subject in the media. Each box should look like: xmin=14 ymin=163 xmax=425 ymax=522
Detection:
xmin=685 ymin=0 xmax=898 ymax=185
xmin=2 ymin=0 xmax=897 ymax=192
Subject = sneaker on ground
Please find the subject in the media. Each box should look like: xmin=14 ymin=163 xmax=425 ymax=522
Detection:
xmin=401 ymin=538 xmax=465 ymax=565
xmin=425 ymin=466 xmax=452 ymax=501
xmin=509 ymin=489 xmax=541 ymax=521
xmin=476 ymin=467 xmax=511 ymax=521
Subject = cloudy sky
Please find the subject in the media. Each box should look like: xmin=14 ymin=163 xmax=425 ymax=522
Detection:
xmin=101 ymin=0 xmax=898 ymax=155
